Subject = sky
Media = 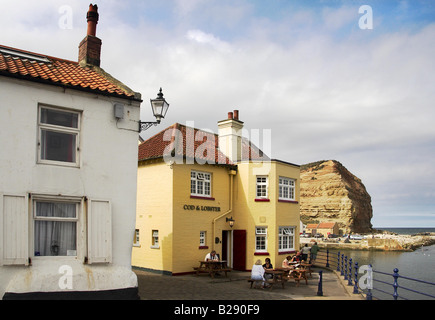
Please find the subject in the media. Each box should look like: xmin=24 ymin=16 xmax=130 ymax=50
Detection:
xmin=1 ymin=0 xmax=434 ymax=228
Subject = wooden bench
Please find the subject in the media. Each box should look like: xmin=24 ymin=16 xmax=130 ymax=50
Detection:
xmin=247 ymin=279 xmax=263 ymax=289
xmin=193 ymin=266 xmax=232 ymax=278
xmin=288 ymin=269 xmax=308 ymax=286
xmin=248 ymin=278 xmax=286 ymax=289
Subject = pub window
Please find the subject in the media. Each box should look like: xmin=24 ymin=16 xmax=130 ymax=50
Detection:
xmin=279 ymin=177 xmax=295 ymax=201
xmin=255 ymin=227 xmax=267 ymax=252
xmin=191 ymin=171 xmax=212 ymax=197
xmin=151 ymin=230 xmax=159 ymax=249
xmin=133 ymin=229 xmax=140 ymax=247
xmin=256 ymin=176 xmax=268 ymax=199
xmin=278 ymin=226 xmax=295 ymax=251
xmin=200 ymin=231 xmax=206 ymax=246
xmin=38 ymin=105 xmax=81 ymax=166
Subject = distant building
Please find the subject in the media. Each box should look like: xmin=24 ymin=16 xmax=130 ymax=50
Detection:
xmin=317 ymin=222 xmax=340 ymax=237
xmin=306 ymin=224 xmax=319 ymax=236
xmin=305 ymin=222 xmax=339 ymax=237
xmin=0 ymin=5 xmax=142 ymax=299
xmin=132 ymin=111 xmax=301 ymax=274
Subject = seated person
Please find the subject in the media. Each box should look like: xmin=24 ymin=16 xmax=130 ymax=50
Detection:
xmin=205 ymin=250 xmax=219 ymax=261
xmin=263 ymin=258 xmax=274 ymax=280
xmin=251 ymin=259 xmax=269 ymax=288
xmin=282 ymin=255 xmax=293 ymax=268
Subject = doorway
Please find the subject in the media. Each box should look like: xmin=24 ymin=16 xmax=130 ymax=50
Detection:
xmin=221 ymin=230 xmax=232 ymax=267
xmin=232 ymin=230 xmax=246 ymax=271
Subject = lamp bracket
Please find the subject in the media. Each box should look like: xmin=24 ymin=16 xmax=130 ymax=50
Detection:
xmin=139 ymin=121 xmax=159 ymax=132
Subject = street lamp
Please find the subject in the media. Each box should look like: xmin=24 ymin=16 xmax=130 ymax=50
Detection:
xmin=139 ymin=88 xmax=170 ymax=132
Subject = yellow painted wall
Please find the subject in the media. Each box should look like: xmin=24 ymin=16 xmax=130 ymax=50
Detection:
xmin=132 ymin=160 xmax=174 ymax=273
xmin=233 ymin=160 xmax=300 ymax=270
xmin=132 ymin=160 xmax=234 ymax=274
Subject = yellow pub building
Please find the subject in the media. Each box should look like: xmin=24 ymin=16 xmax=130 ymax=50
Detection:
xmin=132 ymin=111 xmax=300 ymax=275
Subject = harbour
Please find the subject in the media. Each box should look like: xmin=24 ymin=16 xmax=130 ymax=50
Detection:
xmin=311 ymin=228 xmax=435 ymax=300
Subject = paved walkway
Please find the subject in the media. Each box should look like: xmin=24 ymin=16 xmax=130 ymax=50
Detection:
xmin=135 ymin=266 xmax=364 ymax=300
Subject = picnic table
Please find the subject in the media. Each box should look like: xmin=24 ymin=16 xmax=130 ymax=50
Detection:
xmin=247 ymin=269 xmax=287 ymax=289
xmin=193 ymin=260 xmax=231 ymax=278
xmin=275 ymin=266 xmax=308 ymax=287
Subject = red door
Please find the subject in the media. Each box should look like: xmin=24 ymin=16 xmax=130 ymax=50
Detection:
xmin=233 ymin=230 xmax=246 ymax=271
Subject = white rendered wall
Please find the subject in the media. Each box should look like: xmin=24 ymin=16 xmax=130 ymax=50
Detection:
xmin=0 ymin=77 xmax=141 ymax=295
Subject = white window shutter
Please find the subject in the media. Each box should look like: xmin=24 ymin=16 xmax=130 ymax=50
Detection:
xmin=1 ymin=194 xmax=29 ymax=266
xmin=87 ymin=199 xmax=112 ymax=264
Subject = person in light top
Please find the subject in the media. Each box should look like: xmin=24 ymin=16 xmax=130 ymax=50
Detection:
xmin=205 ymin=250 xmax=219 ymax=261
xmin=251 ymin=259 xmax=269 ymax=288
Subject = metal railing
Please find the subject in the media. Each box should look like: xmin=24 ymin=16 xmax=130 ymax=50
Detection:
xmin=314 ymin=250 xmax=435 ymax=300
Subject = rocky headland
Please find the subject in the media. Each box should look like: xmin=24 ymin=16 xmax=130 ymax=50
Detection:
xmin=300 ymin=160 xmax=373 ymax=234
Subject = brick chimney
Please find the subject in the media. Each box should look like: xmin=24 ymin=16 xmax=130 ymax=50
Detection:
xmin=218 ymin=110 xmax=244 ymax=163
xmin=78 ymin=4 xmax=102 ymax=67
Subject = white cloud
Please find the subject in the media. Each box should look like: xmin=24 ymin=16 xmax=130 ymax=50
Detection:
xmin=186 ymin=29 xmax=232 ymax=53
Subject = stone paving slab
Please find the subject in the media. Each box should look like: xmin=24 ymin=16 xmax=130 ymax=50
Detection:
xmin=135 ymin=266 xmax=363 ymax=300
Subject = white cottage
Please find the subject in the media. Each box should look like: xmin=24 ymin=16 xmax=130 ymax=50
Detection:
xmin=0 ymin=4 xmax=142 ymax=299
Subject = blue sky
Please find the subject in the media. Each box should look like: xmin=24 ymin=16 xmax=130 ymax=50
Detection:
xmin=1 ymin=0 xmax=435 ymax=228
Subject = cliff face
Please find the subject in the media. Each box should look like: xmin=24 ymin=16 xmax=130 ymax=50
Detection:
xmin=300 ymin=160 xmax=373 ymax=234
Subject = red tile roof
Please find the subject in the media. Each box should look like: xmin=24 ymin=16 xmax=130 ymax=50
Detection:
xmin=138 ymin=123 xmax=268 ymax=165
xmin=0 ymin=45 xmax=141 ymax=101
xmin=317 ymin=222 xmax=337 ymax=229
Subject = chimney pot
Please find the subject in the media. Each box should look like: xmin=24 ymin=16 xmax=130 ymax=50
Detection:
xmin=86 ymin=4 xmax=99 ymax=37
xmin=233 ymin=110 xmax=239 ymax=120
xmin=79 ymin=4 xmax=102 ymax=67
xmin=228 ymin=112 xmax=233 ymax=120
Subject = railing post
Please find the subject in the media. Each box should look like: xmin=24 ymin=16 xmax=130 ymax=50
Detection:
xmin=317 ymin=270 xmax=323 ymax=296
xmin=326 ymin=249 xmax=330 ymax=268
xmin=348 ymin=258 xmax=353 ymax=286
xmin=341 ymin=254 xmax=344 ymax=276
xmin=365 ymin=264 xmax=373 ymax=300
xmin=353 ymin=262 xmax=359 ymax=294
xmin=337 ymin=252 xmax=340 ymax=272
xmin=344 ymin=256 xmax=348 ymax=280
xmin=393 ymin=268 xmax=399 ymax=300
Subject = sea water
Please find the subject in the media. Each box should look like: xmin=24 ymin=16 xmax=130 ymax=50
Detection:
xmin=327 ymin=227 xmax=435 ymax=300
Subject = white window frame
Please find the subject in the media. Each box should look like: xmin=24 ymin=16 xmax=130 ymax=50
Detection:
xmin=279 ymin=177 xmax=296 ymax=201
xmin=278 ymin=226 xmax=295 ymax=252
xmin=37 ymin=105 xmax=81 ymax=167
xmin=191 ymin=170 xmax=212 ymax=198
xmin=199 ymin=231 xmax=206 ymax=246
xmin=255 ymin=226 xmax=267 ymax=252
xmin=256 ymin=176 xmax=268 ymax=199
xmin=151 ymin=230 xmax=159 ymax=249
xmin=31 ymin=195 xmax=84 ymax=260
xmin=133 ymin=229 xmax=140 ymax=247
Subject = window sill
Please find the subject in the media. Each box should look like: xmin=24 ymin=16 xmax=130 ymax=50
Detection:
xmin=254 ymin=252 xmax=270 ymax=256
xmin=278 ymin=250 xmax=296 ymax=255
xmin=191 ymin=195 xmax=215 ymax=201
xmin=254 ymin=198 xmax=270 ymax=202
xmin=150 ymin=245 xmax=160 ymax=249
xmin=278 ymin=199 xmax=298 ymax=204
